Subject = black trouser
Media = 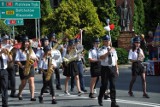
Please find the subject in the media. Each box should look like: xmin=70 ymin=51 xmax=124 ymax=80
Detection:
xmin=41 ymin=72 xmax=55 ymax=97
xmin=98 ymin=66 xmax=116 ymax=103
xmin=7 ymin=66 xmax=16 ymax=95
xmin=0 ymin=69 xmax=8 ymax=107
xmin=55 ymin=67 xmax=61 ymax=87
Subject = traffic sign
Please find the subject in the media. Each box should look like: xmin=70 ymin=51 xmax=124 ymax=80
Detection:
xmin=4 ymin=19 xmax=24 ymax=25
xmin=0 ymin=1 xmax=41 ymax=19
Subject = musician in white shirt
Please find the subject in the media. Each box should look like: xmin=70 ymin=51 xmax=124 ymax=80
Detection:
xmin=98 ymin=35 xmax=119 ymax=107
xmin=1 ymin=35 xmax=17 ymax=97
xmin=15 ymin=36 xmax=37 ymax=101
xmin=128 ymin=36 xmax=149 ymax=98
xmin=38 ymin=46 xmax=57 ymax=104
xmin=0 ymin=40 xmax=12 ymax=107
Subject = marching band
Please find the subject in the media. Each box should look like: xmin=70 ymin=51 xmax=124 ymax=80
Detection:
xmin=0 ymin=34 xmax=150 ymax=107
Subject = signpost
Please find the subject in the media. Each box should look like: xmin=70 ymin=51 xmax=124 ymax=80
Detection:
xmin=0 ymin=1 xmax=41 ymax=40
xmin=0 ymin=1 xmax=41 ymax=19
xmin=4 ymin=19 xmax=24 ymax=25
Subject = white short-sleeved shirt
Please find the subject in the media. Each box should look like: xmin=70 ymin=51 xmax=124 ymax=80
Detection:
xmin=0 ymin=53 xmax=9 ymax=69
xmin=15 ymin=49 xmax=37 ymax=61
xmin=36 ymin=48 xmax=44 ymax=59
xmin=51 ymin=49 xmax=62 ymax=67
xmin=15 ymin=49 xmax=27 ymax=61
xmin=99 ymin=46 xmax=118 ymax=66
xmin=128 ymin=48 xmax=144 ymax=60
xmin=88 ymin=47 xmax=99 ymax=60
xmin=39 ymin=57 xmax=57 ymax=70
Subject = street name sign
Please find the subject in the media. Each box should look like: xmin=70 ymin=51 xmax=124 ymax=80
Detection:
xmin=0 ymin=1 xmax=41 ymax=19
xmin=4 ymin=19 xmax=24 ymax=25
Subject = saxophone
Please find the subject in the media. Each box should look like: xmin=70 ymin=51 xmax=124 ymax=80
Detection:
xmin=45 ymin=57 xmax=54 ymax=81
xmin=23 ymin=47 xmax=35 ymax=76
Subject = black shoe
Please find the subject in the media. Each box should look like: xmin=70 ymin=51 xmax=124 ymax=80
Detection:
xmin=56 ymin=85 xmax=62 ymax=90
xmin=10 ymin=94 xmax=18 ymax=98
xmin=78 ymin=91 xmax=84 ymax=96
xmin=18 ymin=96 xmax=23 ymax=100
xmin=52 ymin=99 xmax=57 ymax=104
xmin=104 ymin=94 xmax=110 ymax=100
xmin=143 ymin=93 xmax=150 ymax=98
xmin=128 ymin=91 xmax=134 ymax=97
xmin=111 ymin=102 xmax=119 ymax=107
xmin=18 ymin=93 xmax=23 ymax=100
xmin=30 ymin=98 xmax=36 ymax=101
xmin=98 ymin=96 xmax=103 ymax=106
xmin=39 ymin=96 xmax=43 ymax=103
xmin=89 ymin=93 xmax=96 ymax=98
xmin=2 ymin=105 xmax=8 ymax=107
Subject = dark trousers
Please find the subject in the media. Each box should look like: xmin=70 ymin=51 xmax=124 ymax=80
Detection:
xmin=7 ymin=66 xmax=16 ymax=95
xmin=41 ymin=72 xmax=55 ymax=97
xmin=0 ymin=69 xmax=8 ymax=107
xmin=71 ymin=61 xmax=86 ymax=90
xmin=55 ymin=67 xmax=61 ymax=87
xmin=98 ymin=66 xmax=116 ymax=102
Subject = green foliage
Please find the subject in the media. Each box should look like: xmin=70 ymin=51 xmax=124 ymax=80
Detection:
xmin=52 ymin=0 xmax=105 ymax=50
xmin=133 ymin=0 xmax=145 ymax=34
xmin=41 ymin=0 xmax=54 ymax=35
xmin=142 ymin=0 xmax=160 ymax=33
xmin=0 ymin=20 xmax=12 ymax=35
xmin=92 ymin=0 xmax=120 ymax=45
xmin=83 ymin=49 xmax=89 ymax=67
xmin=116 ymin=48 xmax=129 ymax=64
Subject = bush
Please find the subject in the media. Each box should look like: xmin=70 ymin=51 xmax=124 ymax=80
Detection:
xmin=83 ymin=49 xmax=90 ymax=67
xmin=116 ymin=48 xmax=129 ymax=64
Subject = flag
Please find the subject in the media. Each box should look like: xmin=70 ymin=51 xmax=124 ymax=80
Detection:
xmin=13 ymin=43 xmax=22 ymax=49
xmin=75 ymin=33 xmax=81 ymax=39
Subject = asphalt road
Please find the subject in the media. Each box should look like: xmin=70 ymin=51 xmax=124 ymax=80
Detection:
xmin=1 ymin=64 xmax=160 ymax=107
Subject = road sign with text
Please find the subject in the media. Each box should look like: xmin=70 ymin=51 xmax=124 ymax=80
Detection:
xmin=4 ymin=19 xmax=24 ymax=25
xmin=0 ymin=1 xmax=41 ymax=19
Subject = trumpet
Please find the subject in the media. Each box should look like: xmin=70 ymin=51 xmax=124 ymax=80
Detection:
xmin=63 ymin=56 xmax=78 ymax=65
xmin=63 ymin=48 xmax=78 ymax=65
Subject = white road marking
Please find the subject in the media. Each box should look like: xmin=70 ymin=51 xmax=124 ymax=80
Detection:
xmin=57 ymin=93 xmax=160 ymax=107
xmin=9 ymin=90 xmax=160 ymax=107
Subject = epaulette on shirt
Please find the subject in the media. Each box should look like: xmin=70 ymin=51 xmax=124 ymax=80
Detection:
xmin=99 ymin=46 xmax=105 ymax=51
xmin=89 ymin=48 xmax=93 ymax=52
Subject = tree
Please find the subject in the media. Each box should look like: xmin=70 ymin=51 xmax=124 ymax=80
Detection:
xmin=41 ymin=0 xmax=54 ymax=36
xmin=143 ymin=0 xmax=160 ymax=33
xmin=0 ymin=20 xmax=12 ymax=36
xmin=133 ymin=0 xmax=145 ymax=34
xmin=52 ymin=0 xmax=105 ymax=49
xmin=92 ymin=0 xmax=120 ymax=46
